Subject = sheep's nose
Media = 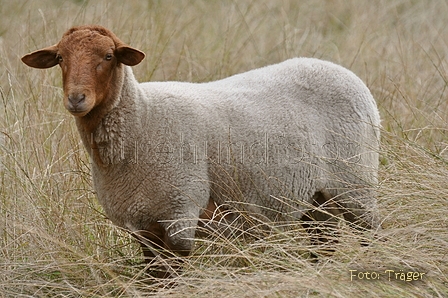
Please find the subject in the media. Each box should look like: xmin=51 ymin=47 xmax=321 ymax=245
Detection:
xmin=68 ymin=93 xmax=86 ymax=107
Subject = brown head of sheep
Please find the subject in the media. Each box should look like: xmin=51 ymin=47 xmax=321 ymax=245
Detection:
xmin=22 ymin=25 xmax=144 ymax=120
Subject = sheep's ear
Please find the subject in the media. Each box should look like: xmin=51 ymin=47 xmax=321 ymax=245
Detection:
xmin=21 ymin=45 xmax=59 ymax=69
xmin=115 ymin=46 xmax=145 ymax=66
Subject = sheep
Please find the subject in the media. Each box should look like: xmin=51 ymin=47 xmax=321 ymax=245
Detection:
xmin=22 ymin=25 xmax=380 ymax=277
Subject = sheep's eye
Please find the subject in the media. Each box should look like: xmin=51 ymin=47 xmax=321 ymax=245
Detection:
xmin=105 ymin=53 xmax=113 ymax=61
xmin=57 ymin=54 xmax=63 ymax=63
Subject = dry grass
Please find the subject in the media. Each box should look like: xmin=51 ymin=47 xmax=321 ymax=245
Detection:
xmin=1 ymin=0 xmax=448 ymax=297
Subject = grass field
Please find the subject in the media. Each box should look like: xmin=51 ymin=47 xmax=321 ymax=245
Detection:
xmin=1 ymin=0 xmax=448 ymax=297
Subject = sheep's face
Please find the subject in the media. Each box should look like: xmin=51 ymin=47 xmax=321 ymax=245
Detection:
xmin=21 ymin=26 xmax=145 ymax=117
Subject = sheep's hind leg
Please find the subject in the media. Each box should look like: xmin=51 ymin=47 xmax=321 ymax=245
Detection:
xmin=302 ymin=191 xmax=343 ymax=259
xmin=338 ymin=189 xmax=380 ymax=231
xmin=336 ymin=188 xmax=381 ymax=246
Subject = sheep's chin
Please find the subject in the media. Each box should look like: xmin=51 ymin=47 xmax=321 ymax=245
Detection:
xmin=68 ymin=109 xmax=91 ymax=117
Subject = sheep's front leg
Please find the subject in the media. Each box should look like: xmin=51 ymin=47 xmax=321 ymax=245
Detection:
xmin=133 ymin=219 xmax=197 ymax=278
xmin=131 ymin=224 xmax=173 ymax=278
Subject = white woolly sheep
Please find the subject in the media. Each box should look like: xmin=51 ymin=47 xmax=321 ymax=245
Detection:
xmin=22 ymin=25 xmax=380 ymax=278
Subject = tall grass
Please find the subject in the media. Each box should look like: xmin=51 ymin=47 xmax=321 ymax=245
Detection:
xmin=1 ymin=0 xmax=448 ymax=296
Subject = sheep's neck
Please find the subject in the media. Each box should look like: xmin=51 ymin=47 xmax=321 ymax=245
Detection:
xmin=74 ymin=64 xmax=129 ymax=167
xmin=75 ymin=112 xmax=106 ymax=167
